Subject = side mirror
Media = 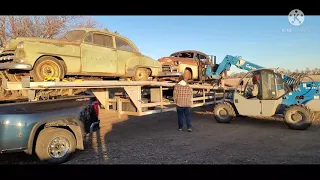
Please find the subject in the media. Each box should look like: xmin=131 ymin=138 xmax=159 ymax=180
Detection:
xmin=239 ymin=80 xmax=244 ymax=86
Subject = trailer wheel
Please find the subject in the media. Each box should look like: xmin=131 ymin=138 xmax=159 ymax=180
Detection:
xmin=35 ymin=127 xmax=76 ymax=164
xmin=133 ymin=68 xmax=149 ymax=81
xmin=213 ymin=102 xmax=236 ymax=123
xmin=284 ymin=105 xmax=312 ymax=130
xmin=31 ymin=56 xmax=65 ymax=82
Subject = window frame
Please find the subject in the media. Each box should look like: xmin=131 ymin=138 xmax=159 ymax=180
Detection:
xmin=114 ymin=36 xmax=135 ymax=52
xmin=82 ymin=32 xmax=115 ymax=49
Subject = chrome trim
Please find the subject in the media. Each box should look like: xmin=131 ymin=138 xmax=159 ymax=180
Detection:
xmin=0 ymin=62 xmax=32 ymax=70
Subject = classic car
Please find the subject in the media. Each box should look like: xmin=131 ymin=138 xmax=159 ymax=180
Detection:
xmin=158 ymin=50 xmax=217 ymax=81
xmin=0 ymin=28 xmax=177 ymax=82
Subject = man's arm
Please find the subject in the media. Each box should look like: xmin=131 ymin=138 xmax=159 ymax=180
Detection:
xmin=173 ymin=86 xmax=178 ymax=103
xmin=188 ymin=86 xmax=193 ymax=105
xmin=251 ymin=84 xmax=259 ymax=97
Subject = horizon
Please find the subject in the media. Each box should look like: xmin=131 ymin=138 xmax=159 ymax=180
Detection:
xmin=92 ymin=15 xmax=320 ymax=73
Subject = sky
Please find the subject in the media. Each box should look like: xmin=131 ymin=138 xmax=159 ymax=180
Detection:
xmin=92 ymin=16 xmax=320 ymax=73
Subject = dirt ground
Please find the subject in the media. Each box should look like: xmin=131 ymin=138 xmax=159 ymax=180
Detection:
xmin=1 ymin=106 xmax=320 ymax=164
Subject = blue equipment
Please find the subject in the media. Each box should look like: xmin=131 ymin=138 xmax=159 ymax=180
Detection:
xmin=206 ymin=55 xmax=320 ymax=130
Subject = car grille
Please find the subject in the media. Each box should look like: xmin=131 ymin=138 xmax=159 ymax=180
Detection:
xmin=162 ymin=65 xmax=178 ymax=72
xmin=0 ymin=51 xmax=15 ymax=63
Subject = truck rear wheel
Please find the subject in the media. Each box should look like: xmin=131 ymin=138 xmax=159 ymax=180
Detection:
xmin=35 ymin=127 xmax=76 ymax=164
xmin=31 ymin=56 xmax=65 ymax=82
xmin=213 ymin=102 xmax=236 ymax=123
xmin=284 ymin=105 xmax=312 ymax=130
xmin=133 ymin=68 xmax=149 ymax=81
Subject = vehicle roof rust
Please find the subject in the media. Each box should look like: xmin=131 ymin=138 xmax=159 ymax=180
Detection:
xmin=170 ymin=50 xmax=209 ymax=57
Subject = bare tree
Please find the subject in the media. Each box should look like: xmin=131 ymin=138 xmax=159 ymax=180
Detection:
xmin=0 ymin=16 xmax=100 ymax=46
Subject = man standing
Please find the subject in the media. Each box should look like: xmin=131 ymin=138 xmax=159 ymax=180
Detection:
xmin=173 ymin=75 xmax=193 ymax=132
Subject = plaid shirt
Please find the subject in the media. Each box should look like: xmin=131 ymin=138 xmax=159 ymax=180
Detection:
xmin=173 ymin=83 xmax=193 ymax=107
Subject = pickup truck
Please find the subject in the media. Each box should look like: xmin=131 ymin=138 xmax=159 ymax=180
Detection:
xmin=0 ymin=95 xmax=100 ymax=164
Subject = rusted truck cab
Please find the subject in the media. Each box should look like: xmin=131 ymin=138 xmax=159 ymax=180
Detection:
xmin=158 ymin=50 xmax=217 ymax=81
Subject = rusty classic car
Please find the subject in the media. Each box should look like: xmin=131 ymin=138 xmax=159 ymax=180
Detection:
xmin=0 ymin=28 xmax=179 ymax=82
xmin=158 ymin=50 xmax=218 ymax=81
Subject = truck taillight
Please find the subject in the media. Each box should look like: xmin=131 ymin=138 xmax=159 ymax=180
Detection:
xmin=93 ymin=101 xmax=99 ymax=117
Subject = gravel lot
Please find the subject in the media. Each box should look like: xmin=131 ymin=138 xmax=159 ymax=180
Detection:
xmin=1 ymin=106 xmax=320 ymax=164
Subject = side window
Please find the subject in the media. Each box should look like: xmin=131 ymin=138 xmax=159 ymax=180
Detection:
xmin=260 ymin=70 xmax=277 ymax=100
xmin=84 ymin=33 xmax=93 ymax=43
xmin=275 ymin=73 xmax=289 ymax=98
xmin=196 ymin=54 xmax=207 ymax=62
xmin=239 ymin=71 xmax=262 ymax=99
xmin=115 ymin=37 xmax=134 ymax=52
xmin=92 ymin=33 xmax=113 ymax=48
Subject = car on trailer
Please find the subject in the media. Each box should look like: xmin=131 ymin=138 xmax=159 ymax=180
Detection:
xmin=158 ymin=50 xmax=219 ymax=82
xmin=0 ymin=28 xmax=180 ymax=83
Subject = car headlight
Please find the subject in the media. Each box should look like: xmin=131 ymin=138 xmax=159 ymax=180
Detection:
xmin=174 ymin=61 xmax=180 ymax=66
xmin=17 ymin=42 xmax=24 ymax=49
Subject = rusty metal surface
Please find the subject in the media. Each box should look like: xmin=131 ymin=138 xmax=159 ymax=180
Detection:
xmin=170 ymin=50 xmax=209 ymax=58
xmin=158 ymin=57 xmax=198 ymax=66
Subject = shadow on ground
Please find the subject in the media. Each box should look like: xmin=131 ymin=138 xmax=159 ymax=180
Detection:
xmin=2 ymin=105 xmax=320 ymax=164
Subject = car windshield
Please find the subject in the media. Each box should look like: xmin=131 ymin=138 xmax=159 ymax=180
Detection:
xmin=61 ymin=30 xmax=86 ymax=42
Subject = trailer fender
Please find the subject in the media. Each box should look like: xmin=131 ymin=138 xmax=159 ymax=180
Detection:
xmin=304 ymin=100 xmax=320 ymax=112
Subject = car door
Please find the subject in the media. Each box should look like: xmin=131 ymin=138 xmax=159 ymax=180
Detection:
xmin=80 ymin=32 xmax=118 ymax=74
xmin=114 ymin=36 xmax=136 ymax=75
xmin=260 ymin=70 xmax=288 ymax=116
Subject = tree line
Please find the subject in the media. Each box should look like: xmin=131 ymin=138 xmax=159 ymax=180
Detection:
xmin=228 ymin=67 xmax=320 ymax=78
xmin=0 ymin=16 xmax=101 ymax=46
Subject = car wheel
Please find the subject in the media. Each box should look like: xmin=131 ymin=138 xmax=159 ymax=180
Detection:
xmin=31 ymin=56 xmax=65 ymax=82
xmin=133 ymin=68 xmax=149 ymax=81
xmin=35 ymin=127 xmax=76 ymax=164
xmin=184 ymin=69 xmax=192 ymax=81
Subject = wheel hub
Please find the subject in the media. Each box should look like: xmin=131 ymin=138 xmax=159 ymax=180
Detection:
xmin=43 ymin=65 xmax=54 ymax=76
xmin=217 ymin=108 xmax=229 ymax=119
xmin=291 ymin=112 xmax=303 ymax=121
xmin=48 ymin=137 xmax=70 ymax=159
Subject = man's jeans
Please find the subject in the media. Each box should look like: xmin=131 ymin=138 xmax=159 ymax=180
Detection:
xmin=176 ymin=106 xmax=191 ymax=129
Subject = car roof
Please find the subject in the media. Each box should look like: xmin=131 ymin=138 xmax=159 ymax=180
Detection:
xmin=170 ymin=50 xmax=209 ymax=57
xmin=71 ymin=28 xmax=140 ymax=52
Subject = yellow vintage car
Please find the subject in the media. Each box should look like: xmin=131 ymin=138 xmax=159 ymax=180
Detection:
xmin=0 ymin=28 xmax=179 ymax=82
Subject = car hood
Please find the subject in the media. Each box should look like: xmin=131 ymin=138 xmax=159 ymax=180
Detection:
xmin=5 ymin=37 xmax=80 ymax=50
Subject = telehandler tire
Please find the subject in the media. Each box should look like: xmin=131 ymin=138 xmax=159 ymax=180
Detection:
xmin=213 ymin=102 xmax=236 ymax=123
xmin=35 ymin=127 xmax=76 ymax=164
xmin=284 ymin=105 xmax=312 ymax=130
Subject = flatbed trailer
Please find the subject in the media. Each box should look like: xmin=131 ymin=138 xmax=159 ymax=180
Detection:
xmin=2 ymin=77 xmax=236 ymax=116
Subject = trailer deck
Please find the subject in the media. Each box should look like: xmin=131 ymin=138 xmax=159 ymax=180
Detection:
xmin=2 ymin=77 xmax=236 ymax=116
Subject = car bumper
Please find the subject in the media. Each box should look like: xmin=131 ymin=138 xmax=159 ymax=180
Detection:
xmin=0 ymin=62 xmax=32 ymax=70
xmin=158 ymin=72 xmax=183 ymax=77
